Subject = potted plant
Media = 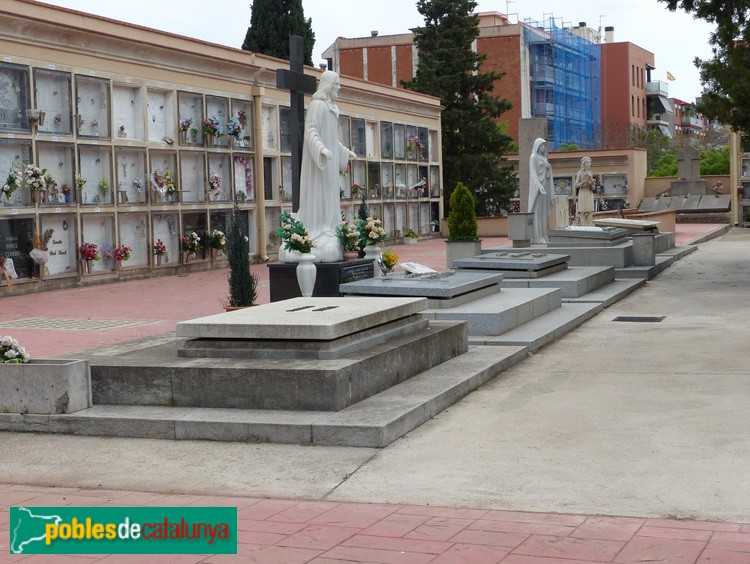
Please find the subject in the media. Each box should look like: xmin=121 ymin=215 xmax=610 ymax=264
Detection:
xmin=336 ymin=220 xmax=361 ymax=260
xmin=225 ymin=202 xmax=258 ymax=309
xmin=445 ymin=182 xmax=481 ymax=268
xmin=403 ymin=228 xmax=419 ymax=245
xmin=24 ymin=164 xmax=47 ymax=206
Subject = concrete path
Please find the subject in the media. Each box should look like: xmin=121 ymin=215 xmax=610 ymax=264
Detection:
xmin=1 ymin=224 xmax=748 ymax=561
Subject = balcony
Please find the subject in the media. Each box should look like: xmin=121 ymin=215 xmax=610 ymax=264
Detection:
xmin=681 ymin=115 xmax=703 ymax=129
xmin=647 ymin=113 xmax=670 ymax=126
xmin=646 ymin=81 xmax=668 ymax=97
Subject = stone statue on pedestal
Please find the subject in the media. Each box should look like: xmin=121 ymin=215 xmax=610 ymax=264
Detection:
xmin=294 ymin=71 xmax=357 ymax=263
xmin=574 ymin=156 xmax=595 ymax=227
xmin=528 ymin=138 xmax=554 ymax=244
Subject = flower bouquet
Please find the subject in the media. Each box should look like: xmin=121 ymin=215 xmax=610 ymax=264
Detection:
xmin=277 ymin=211 xmax=314 ymax=254
xmin=407 ymin=135 xmax=425 ymax=158
xmin=179 ymin=118 xmax=193 ymax=143
xmin=208 ymin=171 xmax=222 ymax=200
xmin=357 ymin=216 xmax=387 ymax=248
xmin=336 ymin=221 xmax=361 ymax=253
xmin=226 ymin=117 xmax=241 ymax=142
xmin=0 ymin=336 xmax=30 ymax=364
xmin=24 ymin=164 xmax=47 ymax=205
xmin=113 ymin=245 xmax=132 ymax=261
xmin=153 ymin=239 xmax=167 ymax=265
xmin=181 ymin=231 xmax=202 ymax=263
xmin=80 ymin=242 xmax=100 ymax=261
xmin=208 ymin=229 xmax=227 ymax=259
xmin=152 ymin=169 xmax=176 ymax=200
xmin=1 ymin=166 xmax=21 ymax=202
xmin=380 ymin=249 xmax=398 ymax=273
xmin=98 ymin=179 xmax=109 ymax=197
xmin=202 ymin=116 xmax=222 ymax=143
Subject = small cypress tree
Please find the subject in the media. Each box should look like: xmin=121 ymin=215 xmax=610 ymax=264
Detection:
xmin=447 ymin=182 xmax=477 ymax=241
xmin=226 ymin=202 xmax=258 ymax=307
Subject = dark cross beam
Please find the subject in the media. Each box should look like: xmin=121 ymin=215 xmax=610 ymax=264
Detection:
xmin=276 ymin=35 xmax=317 ymax=212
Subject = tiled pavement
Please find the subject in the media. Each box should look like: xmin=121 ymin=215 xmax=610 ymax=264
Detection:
xmin=2 ymin=223 xmax=745 ymax=562
xmin=1 ymin=484 xmax=748 ymax=562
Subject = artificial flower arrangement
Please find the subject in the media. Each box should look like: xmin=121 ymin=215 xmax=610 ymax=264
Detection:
xmin=179 ymin=117 xmax=193 ymax=133
xmin=336 ymin=220 xmax=361 ymax=252
xmin=75 ymin=173 xmax=86 ymax=190
xmin=24 ymin=164 xmax=47 ymax=191
xmin=98 ymin=179 xmax=109 ymax=196
xmin=79 ymin=242 xmax=100 ymax=261
xmin=208 ymin=171 xmax=221 ymax=198
xmin=1 ymin=166 xmax=21 ymax=200
xmin=0 ymin=335 xmax=30 ymax=364
xmin=276 ymin=211 xmax=314 ymax=254
xmin=152 ymin=239 xmax=167 ymax=256
xmin=152 ymin=169 xmax=176 ymax=196
xmin=113 ymin=244 xmax=132 ymax=262
xmin=381 ymin=250 xmax=399 ymax=272
xmin=181 ymin=231 xmax=202 ymax=254
xmin=44 ymin=173 xmax=58 ymax=196
xmin=237 ymin=110 xmax=247 ymax=127
xmin=225 ymin=117 xmax=241 ymax=140
xmin=357 ymin=216 xmax=387 ymax=248
xmin=209 ymin=229 xmax=227 ymax=251
xmin=201 ymin=116 xmax=222 ymax=137
xmin=406 ymin=135 xmax=425 ymax=152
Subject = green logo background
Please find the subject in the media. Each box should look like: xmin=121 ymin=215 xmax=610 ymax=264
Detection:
xmin=10 ymin=506 xmax=237 ymax=554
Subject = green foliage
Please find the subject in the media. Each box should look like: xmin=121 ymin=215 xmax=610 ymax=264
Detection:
xmin=651 ymin=151 xmax=677 ymax=177
xmin=558 ymin=143 xmax=581 ymax=152
xmin=447 ymin=182 xmax=477 ymax=241
xmin=628 ymin=127 xmax=675 ymax=175
xmin=226 ymin=203 xmax=258 ymax=307
xmin=699 ymin=146 xmax=730 ymax=175
xmin=241 ymin=0 xmax=315 ymax=66
xmin=357 ymin=192 xmax=369 ymax=222
xmin=660 ymin=0 xmax=750 ymax=131
xmin=403 ymin=0 xmax=516 ymax=217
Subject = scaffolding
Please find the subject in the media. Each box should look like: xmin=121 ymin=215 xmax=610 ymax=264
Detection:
xmin=523 ymin=17 xmax=601 ymax=149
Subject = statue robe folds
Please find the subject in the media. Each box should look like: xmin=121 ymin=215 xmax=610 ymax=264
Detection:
xmin=528 ymin=138 xmax=554 ymax=244
xmin=297 ymin=99 xmax=351 ymax=262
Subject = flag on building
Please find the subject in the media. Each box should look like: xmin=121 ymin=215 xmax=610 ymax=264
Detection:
xmin=666 ymin=71 xmax=676 ymax=81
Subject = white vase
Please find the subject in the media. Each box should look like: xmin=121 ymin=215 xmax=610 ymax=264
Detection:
xmin=363 ymin=244 xmax=382 ymax=277
xmin=296 ymin=253 xmax=317 ymax=297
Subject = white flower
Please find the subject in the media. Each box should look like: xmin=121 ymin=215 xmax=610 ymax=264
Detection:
xmin=5 ymin=350 xmax=17 ymax=359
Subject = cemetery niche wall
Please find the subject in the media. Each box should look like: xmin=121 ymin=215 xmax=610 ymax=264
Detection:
xmin=0 ymin=0 xmax=443 ymax=295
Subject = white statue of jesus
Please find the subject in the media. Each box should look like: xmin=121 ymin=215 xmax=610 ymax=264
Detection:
xmin=296 ymin=70 xmax=357 ymax=262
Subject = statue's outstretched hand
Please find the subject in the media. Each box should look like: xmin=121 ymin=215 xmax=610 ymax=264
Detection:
xmin=349 ymin=150 xmax=357 ymax=159
xmin=322 ymin=148 xmax=333 ymax=160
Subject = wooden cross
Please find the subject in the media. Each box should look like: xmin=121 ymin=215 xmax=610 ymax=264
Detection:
xmin=276 ymin=35 xmax=317 ymax=212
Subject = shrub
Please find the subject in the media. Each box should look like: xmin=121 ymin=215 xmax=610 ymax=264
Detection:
xmin=226 ymin=202 xmax=258 ymax=307
xmin=447 ymin=182 xmax=477 ymax=241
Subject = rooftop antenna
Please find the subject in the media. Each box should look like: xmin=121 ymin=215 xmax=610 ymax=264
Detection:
xmin=505 ymin=0 xmax=515 ymax=15
xmin=598 ymin=14 xmax=606 ymax=43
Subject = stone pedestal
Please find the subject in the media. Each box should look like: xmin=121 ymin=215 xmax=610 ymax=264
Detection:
xmin=632 ymin=232 xmax=656 ymax=266
xmin=268 ymin=258 xmax=374 ymax=302
xmin=0 ymin=359 xmax=91 ymax=414
xmin=507 ymin=213 xmax=535 ymax=248
xmin=445 ymin=240 xmax=482 ymax=268
xmin=454 ymin=251 xmax=570 ymax=278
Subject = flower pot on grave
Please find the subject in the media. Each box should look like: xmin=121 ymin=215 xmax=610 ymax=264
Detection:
xmin=296 ymin=253 xmax=317 ymax=298
xmin=85 ymin=259 xmax=93 ymax=274
xmin=115 ymin=259 xmax=122 ymax=272
xmin=445 ymin=239 xmax=482 ymax=269
xmin=343 ymin=251 xmax=359 ymax=261
xmin=0 ymin=359 xmax=91 ymax=414
xmin=210 ymin=248 xmax=218 ymax=261
xmin=32 ymin=191 xmax=40 ymax=206
xmin=204 ymin=133 xmax=215 ymax=146
xmin=179 ymin=130 xmax=188 ymax=144
xmin=182 ymin=252 xmax=191 ymax=265
xmin=155 ymin=254 xmax=163 ymax=267
xmin=363 ymin=244 xmax=382 ymax=277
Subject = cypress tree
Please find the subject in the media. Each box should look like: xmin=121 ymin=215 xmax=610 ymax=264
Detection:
xmin=447 ymin=182 xmax=477 ymax=241
xmin=242 ymin=0 xmax=315 ymax=66
xmin=226 ymin=202 xmax=258 ymax=307
xmin=403 ymin=0 xmax=516 ymax=216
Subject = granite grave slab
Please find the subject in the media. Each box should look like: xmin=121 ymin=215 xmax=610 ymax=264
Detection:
xmin=548 ymin=226 xmax=630 ymax=247
xmin=454 ymin=251 xmax=570 ymax=278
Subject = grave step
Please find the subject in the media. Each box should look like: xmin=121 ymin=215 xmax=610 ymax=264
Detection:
xmin=615 ymin=255 xmax=674 ymax=280
xmin=470 ymin=302 xmax=603 ymax=351
xmin=311 ymin=345 xmax=529 ymax=447
xmin=422 ymin=287 xmax=561 ymax=336
xmin=501 ymin=266 xmax=615 ymax=298
xmin=657 ymin=245 xmax=697 ymax=261
xmin=0 ymin=346 xmax=529 ymax=448
xmin=563 ymin=278 xmax=645 ymax=308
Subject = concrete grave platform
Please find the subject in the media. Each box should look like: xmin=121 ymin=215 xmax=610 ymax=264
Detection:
xmin=548 ymin=226 xmax=629 ymax=247
xmin=455 ymin=251 xmax=570 ymax=278
xmin=339 ymin=271 xmax=503 ymax=309
xmin=615 ymin=255 xmax=675 ymax=280
xmin=593 ymin=218 xmax=660 ymax=233
xmin=502 ymin=266 xmax=615 ymax=298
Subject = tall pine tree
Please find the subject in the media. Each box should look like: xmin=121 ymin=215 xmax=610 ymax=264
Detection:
xmin=242 ymin=0 xmax=315 ymax=66
xmin=403 ymin=0 xmax=516 ymax=216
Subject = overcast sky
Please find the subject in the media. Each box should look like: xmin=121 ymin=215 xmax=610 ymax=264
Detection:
xmin=42 ymin=0 xmax=714 ymax=102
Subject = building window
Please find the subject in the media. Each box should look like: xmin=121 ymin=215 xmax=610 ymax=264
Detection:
xmin=637 ymin=97 xmax=640 ymax=118
xmin=631 ymin=95 xmax=635 ymax=117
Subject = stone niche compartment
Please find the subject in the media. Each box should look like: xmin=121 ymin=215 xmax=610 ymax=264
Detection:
xmin=79 ymin=145 xmax=113 ymax=205
xmin=281 ymin=156 xmax=292 ymax=202
xmin=233 ymin=154 xmax=254 ymax=202
xmin=0 ymin=63 xmax=30 ymax=131
xmin=112 ymin=84 xmax=144 ymax=140
xmin=149 ymin=151 xmax=177 ymax=203
xmin=75 ymin=75 xmax=110 ymax=138
xmin=147 ymin=89 xmax=175 ymax=143
xmin=230 ymin=99 xmax=253 ymax=149
xmin=152 ymin=211 xmax=179 ymax=265
xmin=207 ymin=153 xmax=231 ymax=202
xmin=37 ymin=142 xmax=74 ymax=206
xmin=114 ymin=148 xmax=146 ymax=204
xmin=118 ymin=212 xmax=149 ymax=268
xmin=0 ymin=216 xmax=35 ymax=281
xmin=0 ymin=359 xmax=91 ymax=414
xmin=206 ymin=96 xmax=229 ymax=148
xmin=34 ymin=69 xmax=72 ymax=135
xmin=177 ymin=92 xmax=203 ymax=145
xmin=81 ymin=212 xmax=115 ymax=272
xmin=41 ymin=213 xmax=77 ymax=276
xmin=261 ymin=105 xmax=278 ymax=150
xmin=180 ymin=151 xmax=205 ymax=203
xmin=0 ymin=140 xmax=31 ymax=207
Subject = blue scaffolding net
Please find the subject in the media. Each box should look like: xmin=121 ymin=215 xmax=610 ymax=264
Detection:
xmin=523 ymin=18 xmax=601 ymax=149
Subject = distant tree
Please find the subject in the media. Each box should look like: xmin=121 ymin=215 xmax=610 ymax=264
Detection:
xmin=628 ymin=126 xmax=675 ymax=175
xmin=558 ymin=143 xmax=581 ymax=152
xmin=241 ymin=0 xmax=315 ymax=65
xmin=650 ymin=151 xmax=678 ymax=177
xmin=659 ymin=0 xmax=750 ymax=131
xmin=403 ymin=0 xmax=516 ymax=217
xmin=699 ymin=146 xmax=730 ymax=175
xmin=226 ymin=202 xmax=258 ymax=307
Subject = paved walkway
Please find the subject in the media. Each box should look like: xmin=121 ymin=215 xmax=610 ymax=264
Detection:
xmin=2 ymin=223 xmax=748 ymax=563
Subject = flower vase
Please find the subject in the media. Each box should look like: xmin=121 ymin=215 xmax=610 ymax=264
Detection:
xmin=182 ymin=252 xmax=190 ymax=265
xmin=205 ymin=133 xmax=215 ymax=146
xmin=115 ymin=260 xmax=121 ymax=272
xmin=32 ymin=191 xmax=40 ymax=206
xmin=179 ymin=131 xmax=188 ymax=144
xmin=210 ymin=248 xmax=218 ymax=261
xmin=363 ymin=244 xmax=382 ymax=277
xmin=343 ymin=251 xmax=359 ymax=261
xmin=156 ymin=254 xmax=162 ymax=267
xmin=296 ymin=253 xmax=317 ymax=298
xmin=85 ymin=259 xmax=92 ymax=275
